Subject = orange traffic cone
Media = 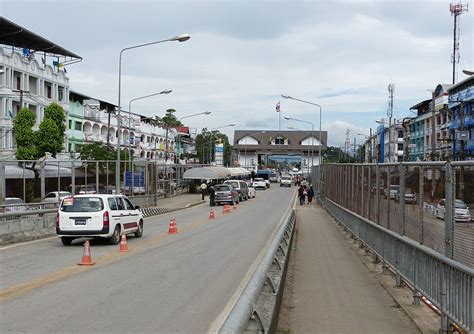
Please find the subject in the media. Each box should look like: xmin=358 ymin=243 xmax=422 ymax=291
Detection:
xmin=209 ymin=208 xmax=215 ymax=219
xmin=168 ymin=219 xmax=178 ymax=234
xmin=119 ymin=234 xmax=129 ymax=253
xmin=173 ymin=218 xmax=178 ymax=233
xmin=222 ymin=205 xmax=228 ymax=214
xmin=78 ymin=240 xmax=95 ymax=266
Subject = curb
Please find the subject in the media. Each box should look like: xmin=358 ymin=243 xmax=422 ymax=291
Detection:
xmin=139 ymin=200 xmax=205 ymax=218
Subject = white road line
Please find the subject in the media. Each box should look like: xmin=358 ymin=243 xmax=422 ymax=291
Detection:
xmin=208 ymin=189 xmax=296 ymax=333
xmin=0 ymin=236 xmax=57 ymax=251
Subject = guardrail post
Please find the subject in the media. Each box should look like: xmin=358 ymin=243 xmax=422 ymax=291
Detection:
xmin=351 ymin=165 xmax=355 ymax=212
xmin=387 ymin=166 xmax=391 ymax=230
xmin=419 ymin=166 xmax=424 ymax=244
xmin=368 ymin=165 xmax=372 ymax=220
xmin=361 ymin=165 xmax=364 ymax=217
xmin=375 ymin=164 xmax=380 ymax=225
xmin=445 ymin=163 xmax=453 ymax=259
xmin=399 ymin=163 xmax=405 ymax=236
xmin=0 ymin=160 xmax=5 ymax=206
xmin=440 ymin=264 xmax=449 ymax=333
xmin=412 ymin=248 xmax=421 ymax=306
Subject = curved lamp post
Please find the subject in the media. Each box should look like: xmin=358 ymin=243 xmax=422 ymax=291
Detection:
xmin=281 ymin=94 xmax=323 ymax=198
xmin=115 ymin=34 xmax=190 ymax=193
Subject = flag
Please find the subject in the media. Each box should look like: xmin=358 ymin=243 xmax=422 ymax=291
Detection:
xmin=276 ymin=101 xmax=280 ymax=112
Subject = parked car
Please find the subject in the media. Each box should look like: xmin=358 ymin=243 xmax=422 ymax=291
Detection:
xmin=56 ymin=194 xmax=144 ymax=246
xmin=436 ymin=199 xmax=472 ymax=223
xmin=77 ymin=185 xmax=97 ymax=194
xmin=1 ymin=197 xmax=28 ymax=213
xmin=403 ymin=193 xmax=417 ymax=204
xmin=252 ymin=178 xmax=267 ymax=190
xmin=248 ymin=186 xmax=256 ymax=199
xmin=214 ymin=184 xmax=239 ymax=205
xmin=280 ymin=175 xmax=292 ymax=187
xmin=224 ymin=180 xmax=249 ymax=201
xmin=44 ymin=191 xmax=72 ymax=203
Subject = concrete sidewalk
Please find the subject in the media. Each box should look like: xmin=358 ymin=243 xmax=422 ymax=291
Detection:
xmin=277 ymin=204 xmax=420 ymax=334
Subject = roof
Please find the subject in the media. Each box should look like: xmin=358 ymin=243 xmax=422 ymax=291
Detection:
xmin=0 ymin=17 xmax=81 ymax=59
xmin=409 ymin=99 xmax=431 ymax=111
xmin=227 ymin=167 xmax=251 ymax=177
xmin=233 ymin=130 xmax=328 ymax=152
xmin=182 ymin=166 xmax=231 ymax=180
xmin=447 ymin=75 xmax=474 ymax=93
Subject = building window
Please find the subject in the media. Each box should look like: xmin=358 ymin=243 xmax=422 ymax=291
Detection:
xmin=16 ymin=76 xmax=21 ymax=90
xmin=274 ymin=137 xmax=285 ymax=145
xmin=46 ymin=85 xmax=52 ymax=99
xmin=74 ymin=121 xmax=82 ymax=131
xmin=398 ymin=131 xmax=403 ymax=138
xmin=397 ymin=143 xmax=403 ymax=151
xmin=68 ymin=120 xmax=72 ymax=129
xmin=58 ymin=86 xmax=64 ymax=101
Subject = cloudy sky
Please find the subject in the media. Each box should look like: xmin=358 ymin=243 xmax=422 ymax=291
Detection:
xmin=1 ymin=0 xmax=472 ymax=146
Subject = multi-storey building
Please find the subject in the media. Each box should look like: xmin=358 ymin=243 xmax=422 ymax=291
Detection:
xmin=0 ymin=17 xmax=80 ymax=159
xmin=448 ymin=75 xmax=474 ymax=160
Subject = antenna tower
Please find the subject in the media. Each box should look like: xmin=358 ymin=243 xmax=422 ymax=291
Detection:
xmin=450 ymin=1 xmax=468 ymax=84
xmin=387 ymin=82 xmax=395 ymax=118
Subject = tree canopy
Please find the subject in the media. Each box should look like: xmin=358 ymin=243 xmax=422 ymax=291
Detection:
xmin=194 ymin=128 xmax=232 ymax=165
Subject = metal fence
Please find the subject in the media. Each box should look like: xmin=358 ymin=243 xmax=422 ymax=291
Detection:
xmin=322 ymin=162 xmax=474 ymax=333
xmin=0 ymin=159 xmax=207 ymax=210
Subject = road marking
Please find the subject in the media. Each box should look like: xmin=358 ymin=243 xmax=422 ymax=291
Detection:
xmin=0 ymin=236 xmax=57 ymax=251
xmin=208 ymin=192 xmax=296 ymax=333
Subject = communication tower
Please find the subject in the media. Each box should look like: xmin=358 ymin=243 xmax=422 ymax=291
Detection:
xmin=450 ymin=1 xmax=468 ymax=84
xmin=345 ymin=129 xmax=351 ymax=155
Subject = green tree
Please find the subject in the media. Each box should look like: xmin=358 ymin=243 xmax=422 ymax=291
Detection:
xmin=13 ymin=108 xmax=39 ymax=160
xmin=79 ymin=143 xmax=129 ymax=161
xmin=157 ymin=109 xmax=182 ymax=161
xmin=44 ymin=102 xmax=66 ymax=135
xmin=37 ymin=118 xmax=62 ymax=158
xmin=194 ymin=128 xmax=232 ymax=165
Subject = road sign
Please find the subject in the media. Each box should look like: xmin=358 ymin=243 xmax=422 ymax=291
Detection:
xmin=125 ymin=171 xmax=144 ymax=187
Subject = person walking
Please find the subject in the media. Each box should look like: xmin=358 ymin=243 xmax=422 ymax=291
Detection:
xmin=307 ymin=185 xmax=314 ymax=205
xmin=200 ymin=181 xmax=208 ymax=200
xmin=298 ymin=185 xmax=305 ymax=205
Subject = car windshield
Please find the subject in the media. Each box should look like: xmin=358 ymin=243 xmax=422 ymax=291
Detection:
xmin=226 ymin=181 xmax=239 ymax=188
xmin=282 ymin=176 xmax=291 ymax=180
xmin=215 ymin=186 xmax=230 ymax=192
xmin=455 ymin=201 xmax=467 ymax=209
xmin=60 ymin=197 xmax=104 ymax=212
xmin=5 ymin=199 xmax=24 ymax=205
xmin=255 ymin=178 xmax=264 ymax=182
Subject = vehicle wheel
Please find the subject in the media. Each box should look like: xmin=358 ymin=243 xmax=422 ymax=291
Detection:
xmin=109 ymin=225 xmax=121 ymax=245
xmin=134 ymin=220 xmax=143 ymax=238
xmin=61 ymin=237 xmax=74 ymax=246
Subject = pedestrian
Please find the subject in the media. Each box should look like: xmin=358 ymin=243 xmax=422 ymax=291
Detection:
xmin=307 ymin=185 xmax=314 ymax=205
xmin=298 ymin=185 xmax=305 ymax=205
xmin=200 ymin=181 xmax=208 ymax=200
xmin=208 ymin=183 xmax=215 ymax=207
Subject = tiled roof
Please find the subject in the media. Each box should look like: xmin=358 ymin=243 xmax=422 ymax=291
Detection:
xmin=233 ymin=130 xmax=327 ymax=152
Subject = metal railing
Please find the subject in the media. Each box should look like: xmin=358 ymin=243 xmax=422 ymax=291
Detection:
xmin=322 ymin=162 xmax=474 ymax=333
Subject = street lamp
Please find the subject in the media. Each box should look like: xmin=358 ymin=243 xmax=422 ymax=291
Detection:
xmin=284 ymin=116 xmax=314 ymax=176
xmin=281 ymin=94 xmax=323 ymax=198
xmin=176 ymin=111 xmax=211 ymax=164
xmin=209 ymin=124 xmax=236 ymax=165
xmin=115 ymin=34 xmax=190 ymax=193
xmin=128 ymin=89 xmax=172 ymax=166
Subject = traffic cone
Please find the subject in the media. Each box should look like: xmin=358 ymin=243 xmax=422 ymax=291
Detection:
xmin=78 ymin=240 xmax=95 ymax=266
xmin=209 ymin=208 xmax=215 ymax=219
xmin=119 ymin=234 xmax=129 ymax=253
xmin=173 ymin=218 xmax=178 ymax=234
xmin=222 ymin=205 xmax=228 ymax=214
xmin=168 ymin=219 xmax=176 ymax=234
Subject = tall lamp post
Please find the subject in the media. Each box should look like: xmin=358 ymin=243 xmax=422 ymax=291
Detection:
xmin=128 ymin=89 xmax=172 ymax=166
xmin=177 ymin=111 xmax=212 ymax=163
xmin=285 ymin=117 xmax=314 ymax=176
xmin=281 ymin=94 xmax=323 ymax=198
xmin=209 ymin=124 xmax=236 ymax=164
xmin=115 ymin=33 xmax=190 ymax=194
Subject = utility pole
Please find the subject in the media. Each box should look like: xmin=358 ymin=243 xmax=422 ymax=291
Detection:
xmin=13 ymin=89 xmax=29 ymax=108
xmin=387 ymin=83 xmax=395 ymax=163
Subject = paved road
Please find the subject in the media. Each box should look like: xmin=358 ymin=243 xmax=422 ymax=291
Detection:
xmin=278 ymin=204 xmax=420 ymax=334
xmin=0 ymin=185 xmax=294 ymax=333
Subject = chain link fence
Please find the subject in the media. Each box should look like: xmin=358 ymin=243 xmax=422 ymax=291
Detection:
xmin=0 ymin=160 xmax=208 ymax=211
xmin=323 ymin=162 xmax=474 ymax=268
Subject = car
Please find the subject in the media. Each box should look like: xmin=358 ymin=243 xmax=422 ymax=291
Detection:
xmin=214 ymin=184 xmax=239 ymax=205
xmin=252 ymin=178 xmax=267 ymax=190
xmin=224 ymin=180 xmax=249 ymax=201
xmin=77 ymin=185 xmax=97 ymax=194
xmin=403 ymin=193 xmax=417 ymax=204
xmin=248 ymin=186 xmax=256 ymax=199
xmin=269 ymin=173 xmax=278 ymax=183
xmin=1 ymin=197 xmax=28 ymax=213
xmin=56 ymin=194 xmax=144 ymax=246
xmin=280 ymin=175 xmax=292 ymax=187
xmin=44 ymin=191 xmax=72 ymax=203
xmin=436 ymin=199 xmax=472 ymax=223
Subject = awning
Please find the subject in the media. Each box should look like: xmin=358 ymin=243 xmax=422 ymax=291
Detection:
xmin=227 ymin=167 xmax=251 ymax=176
xmin=4 ymin=165 xmax=35 ymax=179
xmin=182 ymin=167 xmax=231 ymax=180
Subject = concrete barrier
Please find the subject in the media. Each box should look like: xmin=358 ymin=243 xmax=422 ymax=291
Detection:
xmin=0 ymin=214 xmax=56 ymax=245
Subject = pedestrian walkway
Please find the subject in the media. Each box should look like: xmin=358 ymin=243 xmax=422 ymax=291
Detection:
xmin=278 ymin=204 xmax=420 ymax=334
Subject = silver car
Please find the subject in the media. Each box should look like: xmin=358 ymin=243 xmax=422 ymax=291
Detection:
xmin=214 ymin=184 xmax=239 ymax=205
